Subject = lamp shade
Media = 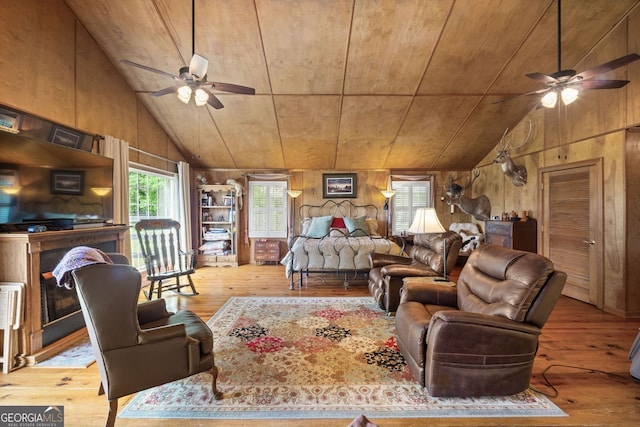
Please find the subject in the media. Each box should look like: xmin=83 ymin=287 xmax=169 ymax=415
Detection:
xmin=1 ymin=186 xmax=20 ymax=195
xmin=540 ymin=90 xmax=558 ymax=108
xmin=287 ymin=189 xmax=302 ymax=198
xmin=408 ymin=207 xmax=445 ymax=234
xmin=91 ymin=187 xmax=112 ymax=197
xmin=380 ymin=189 xmax=396 ymax=199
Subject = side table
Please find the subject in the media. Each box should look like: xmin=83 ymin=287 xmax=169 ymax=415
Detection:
xmin=391 ymin=235 xmax=413 ymax=252
xmin=402 ymin=276 xmax=456 ymax=287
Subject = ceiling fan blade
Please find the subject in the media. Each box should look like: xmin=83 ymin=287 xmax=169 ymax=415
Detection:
xmin=574 ymin=53 xmax=640 ymax=81
xmin=121 ymin=59 xmax=180 ymax=81
xmin=204 ymin=90 xmax=224 ymax=109
xmin=189 ymin=54 xmax=209 ymax=80
xmin=526 ymin=72 xmax=559 ymax=84
xmin=579 ymin=79 xmax=631 ymax=90
xmin=492 ymin=87 xmax=551 ymax=104
xmin=151 ymin=86 xmax=179 ymax=97
xmin=211 ymin=82 xmax=256 ymax=95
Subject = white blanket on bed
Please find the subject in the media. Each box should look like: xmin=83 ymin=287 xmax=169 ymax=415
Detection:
xmin=281 ymin=235 xmax=404 ymax=278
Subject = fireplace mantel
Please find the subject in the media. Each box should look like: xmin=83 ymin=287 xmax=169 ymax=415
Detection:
xmin=0 ymin=225 xmax=128 ymax=366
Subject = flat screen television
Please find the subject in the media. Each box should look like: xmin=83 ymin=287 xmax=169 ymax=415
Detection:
xmin=0 ymin=132 xmax=114 ymax=230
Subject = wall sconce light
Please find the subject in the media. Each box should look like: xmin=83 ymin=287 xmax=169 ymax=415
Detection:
xmin=287 ymin=190 xmax=303 ymax=236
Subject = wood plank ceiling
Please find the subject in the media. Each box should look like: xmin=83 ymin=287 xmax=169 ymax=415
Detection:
xmin=63 ymin=0 xmax=640 ymax=171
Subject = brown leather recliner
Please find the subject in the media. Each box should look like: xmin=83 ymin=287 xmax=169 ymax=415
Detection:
xmin=368 ymin=231 xmax=462 ymax=314
xmin=71 ymin=260 xmax=222 ymax=427
xmin=395 ymin=244 xmax=566 ymax=397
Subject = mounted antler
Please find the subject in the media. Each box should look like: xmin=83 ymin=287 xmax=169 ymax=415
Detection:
xmin=494 ymin=120 xmax=532 ymax=186
xmin=443 ymin=168 xmax=491 ymax=221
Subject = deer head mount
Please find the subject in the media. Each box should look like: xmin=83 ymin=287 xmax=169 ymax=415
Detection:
xmin=443 ymin=169 xmax=491 ymax=221
xmin=493 ymin=120 xmax=532 ymax=186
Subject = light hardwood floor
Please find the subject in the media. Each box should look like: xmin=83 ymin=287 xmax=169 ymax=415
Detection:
xmin=3 ymin=264 xmax=639 ymax=427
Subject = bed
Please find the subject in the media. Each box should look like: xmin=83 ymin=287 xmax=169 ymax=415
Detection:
xmin=281 ymin=200 xmax=404 ymax=290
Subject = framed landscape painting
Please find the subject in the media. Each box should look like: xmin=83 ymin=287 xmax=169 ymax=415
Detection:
xmin=323 ymin=173 xmax=357 ymax=198
xmin=50 ymin=170 xmax=85 ymax=195
xmin=49 ymin=126 xmax=83 ymax=149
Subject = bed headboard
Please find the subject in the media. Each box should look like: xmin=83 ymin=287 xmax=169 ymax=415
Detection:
xmin=298 ymin=200 xmax=379 ymax=220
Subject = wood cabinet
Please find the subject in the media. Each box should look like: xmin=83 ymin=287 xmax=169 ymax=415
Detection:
xmin=197 ymin=185 xmax=238 ymax=267
xmin=254 ymin=239 xmax=280 ymax=264
xmin=0 ymin=225 xmax=128 ymax=366
xmin=485 ymin=220 xmax=537 ymax=252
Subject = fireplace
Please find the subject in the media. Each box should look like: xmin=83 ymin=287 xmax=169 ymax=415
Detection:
xmin=38 ymin=241 xmax=116 ymax=347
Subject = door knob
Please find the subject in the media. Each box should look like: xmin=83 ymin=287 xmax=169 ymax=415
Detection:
xmin=582 ymin=240 xmax=596 ymax=245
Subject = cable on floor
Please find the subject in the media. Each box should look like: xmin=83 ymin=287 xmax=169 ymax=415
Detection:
xmin=530 ymin=363 xmax=632 ymax=397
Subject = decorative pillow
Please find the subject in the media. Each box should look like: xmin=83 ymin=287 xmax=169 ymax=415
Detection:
xmin=365 ymin=218 xmax=379 ymax=236
xmin=306 ymin=215 xmax=333 ymax=238
xmin=344 ymin=216 xmax=369 ymax=237
xmin=300 ymin=218 xmax=313 ymax=235
xmin=331 ymin=217 xmax=346 ymax=228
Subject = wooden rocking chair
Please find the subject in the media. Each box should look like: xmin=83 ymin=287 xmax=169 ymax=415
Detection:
xmin=135 ymin=219 xmax=198 ymax=300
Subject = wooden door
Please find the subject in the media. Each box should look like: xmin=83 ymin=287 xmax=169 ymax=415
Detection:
xmin=541 ymin=161 xmax=602 ymax=306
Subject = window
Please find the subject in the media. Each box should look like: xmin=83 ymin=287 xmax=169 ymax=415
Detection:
xmin=391 ymin=178 xmax=433 ymax=235
xmin=128 ymin=167 xmax=178 ymax=269
xmin=0 ymin=169 xmax=18 ymax=223
xmin=248 ymin=181 xmax=287 ymax=239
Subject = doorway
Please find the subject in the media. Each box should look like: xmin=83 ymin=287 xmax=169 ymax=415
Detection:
xmin=540 ymin=160 xmax=603 ymax=307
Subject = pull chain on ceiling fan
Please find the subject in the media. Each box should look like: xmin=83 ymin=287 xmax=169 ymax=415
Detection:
xmin=524 ymin=0 xmax=639 ymax=108
xmin=120 ymin=0 xmax=255 ymax=109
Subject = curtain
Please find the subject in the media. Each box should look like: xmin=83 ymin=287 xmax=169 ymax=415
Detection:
xmin=177 ymin=161 xmax=192 ymax=250
xmin=387 ymin=174 xmax=432 ymax=190
xmin=101 ymin=136 xmax=131 ymax=259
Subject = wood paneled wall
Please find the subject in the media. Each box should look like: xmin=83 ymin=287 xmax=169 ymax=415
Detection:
xmin=472 ymin=7 xmax=640 ymax=317
xmin=194 ymin=168 xmax=474 ymax=265
xmin=0 ymin=0 xmax=185 ymax=172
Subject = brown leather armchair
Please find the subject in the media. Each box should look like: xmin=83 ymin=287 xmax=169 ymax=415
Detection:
xmin=71 ymin=261 xmax=222 ymax=427
xmin=368 ymin=231 xmax=462 ymax=314
xmin=394 ymin=244 xmax=566 ymax=397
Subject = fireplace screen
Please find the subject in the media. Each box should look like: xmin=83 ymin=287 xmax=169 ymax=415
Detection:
xmin=40 ymin=272 xmax=81 ymax=325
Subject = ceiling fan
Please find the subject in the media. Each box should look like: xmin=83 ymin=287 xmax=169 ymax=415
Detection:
xmin=120 ymin=0 xmax=254 ymax=109
xmin=507 ymin=0 xmax=639 ymax=108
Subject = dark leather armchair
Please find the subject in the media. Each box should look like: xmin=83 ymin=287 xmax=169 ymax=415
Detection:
xmin=368 ymin=231 xmax=462 ymax=314
xmin=71 ymin=260 xmax=222 ymax=427
xmin=395 ymin=244 xmax=566 ymax=397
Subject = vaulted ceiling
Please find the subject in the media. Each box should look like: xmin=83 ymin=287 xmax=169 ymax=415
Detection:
xmin=64 ymin=0 xmax=640 ymax=171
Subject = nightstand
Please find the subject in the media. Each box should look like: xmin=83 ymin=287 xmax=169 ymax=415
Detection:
xmin=254 ymin=239 xmax=280 ymax=265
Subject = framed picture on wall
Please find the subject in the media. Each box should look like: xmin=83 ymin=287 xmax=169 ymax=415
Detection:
xmin=322 ymin=173 xmax=357 ymax=198
xmin=49 ymin=126 xmax=83 ymax=149
xmin=50 ymin=170 xmax=85 ymax=195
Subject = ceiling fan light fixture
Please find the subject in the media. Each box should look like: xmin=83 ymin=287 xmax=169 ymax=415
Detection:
xmin=561 ymin=87 xmax=579 ymax=105
xmin=541 ymin=91 xmax=558 ymax=108
xmin=177 ymin=85 xmax=192 ymax=104
xmin=194 ymin=88 xmax=209 ymax=106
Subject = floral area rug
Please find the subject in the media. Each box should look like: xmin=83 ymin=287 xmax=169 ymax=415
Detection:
xmin=119 ymin=296 xmax=566 ymax=421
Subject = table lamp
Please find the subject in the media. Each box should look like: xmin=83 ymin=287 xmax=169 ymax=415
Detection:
xmin=408 ymin=207 xmax=449 ymax=282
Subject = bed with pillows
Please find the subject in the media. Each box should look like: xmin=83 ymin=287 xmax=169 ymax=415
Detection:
xmin=281 ymin=200 xmax=404 ymax=290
